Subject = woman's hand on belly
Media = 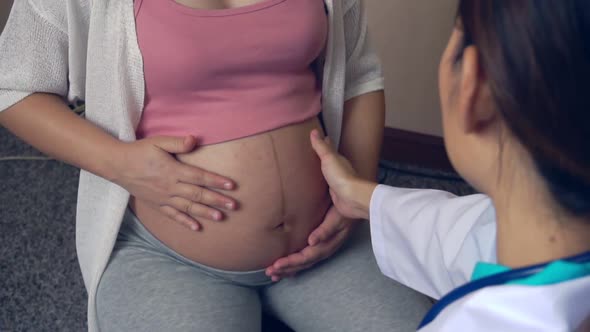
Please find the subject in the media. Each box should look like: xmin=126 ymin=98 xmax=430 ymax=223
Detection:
xmin=265 ymin=205 xmax=358 ymax=281
xmin=113 ymin=135 xmax=238 ymax=231
xmin=127 ymin=117 xmax=336 ymax=271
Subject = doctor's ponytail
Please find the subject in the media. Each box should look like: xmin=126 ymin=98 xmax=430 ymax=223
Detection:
xmin=456 ymin=0 xmax=590 ymax=218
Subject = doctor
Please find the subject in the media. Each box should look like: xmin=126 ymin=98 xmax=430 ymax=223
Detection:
xmin=305 ymin=0 xmax=590 ymax=330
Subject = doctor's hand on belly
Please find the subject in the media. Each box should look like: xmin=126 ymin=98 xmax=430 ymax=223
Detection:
xmin=309 ymin=129 xmax=376 ymax=221
xmin=265 ymin=205 xmax=358 ymax=281
xmin=265 ymin=130 xmax=361 ymax=281
xmin=111 ymin=135 xmax=238 ymax=231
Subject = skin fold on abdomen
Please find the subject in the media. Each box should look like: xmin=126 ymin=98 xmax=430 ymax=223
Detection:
xmin=129 ymin=117 xmax=331 ymax=271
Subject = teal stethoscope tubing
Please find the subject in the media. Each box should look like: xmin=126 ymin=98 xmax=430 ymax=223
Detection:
xmin=418 ymin=250 xmax=590 ymax=329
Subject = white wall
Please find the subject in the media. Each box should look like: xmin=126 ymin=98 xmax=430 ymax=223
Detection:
xmin=366 ymin=0 xmax=458 ymax=137
xmin=0 ymin=0 xmax=12 ymax=33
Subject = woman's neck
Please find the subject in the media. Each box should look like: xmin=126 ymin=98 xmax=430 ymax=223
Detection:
xmin=491 ymin=169 xmax=590 ymax=268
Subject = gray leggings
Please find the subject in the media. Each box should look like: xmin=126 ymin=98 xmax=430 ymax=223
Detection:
xmin=96 ymin=208 xmax=432 ymax=332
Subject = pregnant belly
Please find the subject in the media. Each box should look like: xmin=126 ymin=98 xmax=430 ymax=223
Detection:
xmin=129 ymin=117 xmax=331 ymax=271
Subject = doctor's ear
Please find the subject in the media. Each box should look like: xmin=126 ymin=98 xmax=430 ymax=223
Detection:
xmin=456 ymin=45 xmax=497 ymax=135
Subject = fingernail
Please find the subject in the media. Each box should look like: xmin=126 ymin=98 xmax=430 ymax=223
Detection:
xmin=224 ymin=182 xmax=233 ymax=190
xmin=225 ymin=202 xmax=234 ymax=210
xmin=190 ymin=224 xmax=199 ymax=231
xmin=212 ymin=211 xmax=222 ymax=220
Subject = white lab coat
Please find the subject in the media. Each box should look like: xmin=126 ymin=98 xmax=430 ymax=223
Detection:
xmin=369 ymin=185 xmax=590 ymax=331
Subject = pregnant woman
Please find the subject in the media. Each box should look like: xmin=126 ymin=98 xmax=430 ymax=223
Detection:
xmin=0 ymin=0 xmax=431 ymax=331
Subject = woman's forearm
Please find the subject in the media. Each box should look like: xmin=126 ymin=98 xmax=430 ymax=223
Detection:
xmin=336 ymin=90 xmax=385 ymax=220
xmin=0 ymin=93 xmax=123 ymax=180
xmin=339 ymin=90 xmax=386 ymax=181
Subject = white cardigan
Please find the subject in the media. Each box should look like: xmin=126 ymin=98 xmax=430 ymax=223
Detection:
xmin=0 ymin=0 xmax=384 ymax=330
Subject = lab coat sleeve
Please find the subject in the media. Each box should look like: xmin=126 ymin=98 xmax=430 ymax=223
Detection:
xmin=369 ymin=185 xmax=497 ymax=299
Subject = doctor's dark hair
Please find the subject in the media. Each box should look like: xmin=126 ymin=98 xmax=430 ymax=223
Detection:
xmin=456 ymin=0 xmax=590 ymax=218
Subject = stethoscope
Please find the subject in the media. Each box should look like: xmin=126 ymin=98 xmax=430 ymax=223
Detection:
xmin=418 ymin=250 xmax=590 ymax=329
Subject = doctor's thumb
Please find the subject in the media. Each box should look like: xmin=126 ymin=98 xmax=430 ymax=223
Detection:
xmin=310 ymin=130 xmax=334 ymax=160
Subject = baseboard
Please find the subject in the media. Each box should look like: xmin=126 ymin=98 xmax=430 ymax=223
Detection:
xmin=381 ymin=127 xmax=455 ymax=172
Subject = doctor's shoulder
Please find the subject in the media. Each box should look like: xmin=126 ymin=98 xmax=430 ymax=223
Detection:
xmin=422 ymin=278 xmax=590 ymax=331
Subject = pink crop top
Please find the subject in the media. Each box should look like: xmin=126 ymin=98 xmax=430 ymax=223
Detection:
xmin=134 ymin=0 xmax=328 ymax=145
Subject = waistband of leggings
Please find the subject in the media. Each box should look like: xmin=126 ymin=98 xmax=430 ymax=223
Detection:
xmin=119 ymin=207 xmax=273 ymax=287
